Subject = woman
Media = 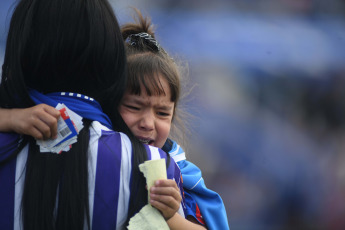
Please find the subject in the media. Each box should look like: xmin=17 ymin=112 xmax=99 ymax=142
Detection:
xmin=0 ymin=0 xmax=184 ymax=229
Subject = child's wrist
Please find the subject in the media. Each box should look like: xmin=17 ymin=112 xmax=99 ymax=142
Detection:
xmin=165 ymin=213 xmax=177 ymax=223
xmin=9 ymin=108 xmax=20 ymax=132
xmin=1 ymin=108 xmax=14 ymax=132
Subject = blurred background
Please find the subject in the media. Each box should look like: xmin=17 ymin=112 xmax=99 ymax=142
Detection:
xmin=2 ymin=0 xmax=345 ymax=229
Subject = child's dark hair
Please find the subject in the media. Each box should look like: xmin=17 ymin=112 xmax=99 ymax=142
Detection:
xmin=122 ymin=9 xmax=181 ymax=109
xmin=121 ymin=8 xmax=190 ymax=153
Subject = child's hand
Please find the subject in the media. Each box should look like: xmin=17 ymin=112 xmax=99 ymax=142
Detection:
xmin=10 ymin=104 xmax=60 ymax=140
xmin=149 ymin=179 xmax=182 ymax=220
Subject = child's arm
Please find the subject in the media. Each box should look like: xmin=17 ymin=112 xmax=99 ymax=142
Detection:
xmin=0 ymin=104 xmax=60 ymax=140
xmin=150 ymin=179 xmax=207 ymax=230
xmin=167 ymin=213 xmax=207 ymax=230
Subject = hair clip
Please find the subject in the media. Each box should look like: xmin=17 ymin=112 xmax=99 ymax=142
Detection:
xmin=127 ymin=32 xmax=161 ymax=51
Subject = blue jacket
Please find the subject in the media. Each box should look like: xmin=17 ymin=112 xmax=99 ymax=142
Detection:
xmin=164 ymin=139 xmax=230 ymax=230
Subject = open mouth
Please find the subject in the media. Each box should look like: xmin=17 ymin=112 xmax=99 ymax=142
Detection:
xmin=138 ymin=138 xmax=153 ymax=145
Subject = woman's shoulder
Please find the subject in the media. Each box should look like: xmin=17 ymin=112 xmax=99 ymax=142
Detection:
xmin=88 ymin=121 xmax=132 ymax=153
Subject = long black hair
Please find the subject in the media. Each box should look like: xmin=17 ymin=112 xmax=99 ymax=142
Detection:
xmin=0 ymin=0 xmax=147 ymax=229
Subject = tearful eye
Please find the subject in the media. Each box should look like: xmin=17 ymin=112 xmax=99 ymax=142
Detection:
xmin=126 ymin=105 xmax=139 ymax=110
xmin=157 ymin=112 xmax=170 ymax=116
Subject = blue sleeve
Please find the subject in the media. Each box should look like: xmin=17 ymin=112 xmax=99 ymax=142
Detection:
xmin=177 ymin=160 xmax=230 ymax=230
xmin=0 ymin=132 xmax=20 ymax=163
xmin=183 ymin=189 xmax=206 ymax=226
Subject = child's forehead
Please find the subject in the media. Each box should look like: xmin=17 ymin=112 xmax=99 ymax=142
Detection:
xmin=127 ymin=73 xmax=171 ymax=96
xmin=128 ymin=82 xmax=168 ymax=96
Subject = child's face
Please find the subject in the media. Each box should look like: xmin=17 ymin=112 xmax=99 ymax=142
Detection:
xmin=119 ymin=75 xmax=174 ymax=149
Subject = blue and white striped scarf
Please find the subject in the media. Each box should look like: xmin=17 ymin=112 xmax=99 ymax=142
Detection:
xmin=29 ymin=88 xmax=113 ymax=129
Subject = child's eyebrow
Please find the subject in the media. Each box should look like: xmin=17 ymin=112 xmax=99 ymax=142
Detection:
xmin=129 ymin=97 xmax=174 ymax=110
xmin=156 ymin=105 xmax=174 ymax=111
xmin=128 ymin=97 xmax=147 ymax=105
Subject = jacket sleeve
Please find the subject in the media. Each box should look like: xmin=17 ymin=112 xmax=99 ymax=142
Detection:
xmin=178 ymin=159 xmax=230 ymax=230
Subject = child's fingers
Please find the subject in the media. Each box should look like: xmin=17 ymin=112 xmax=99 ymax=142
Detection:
xmin=150 ymin=192 xmax=181 ymax=220
xmin=150 ymin=197 xmax=179 ymax=218
xmin=42 ymin=106 xmax=60 ymax=139
xmin=153 ymin=179 xmax=179 ymax=191
xmin=150 ymin=192 xmax=180 ymax=208
xmin=32 ymin=117 xmax=53 ymax=140
xmin=150 ymin=190 xmax=181 ymax=213
xmin=151 ymin=180 xmax=181 ymax=200
xmin=9 ymin=105 xmax=58 ymax=139
xmin=149 ymin=179 xmax=182 ymax=219
xmin=42 ymin=104 xmax=60 ymax=119
xmin=28 ymin=126 xmax=45 ymax=140
xmin=150 ymin=186 xmax=181 ymax=202
xmin=36 ymin=104 xmax=60 ymax=139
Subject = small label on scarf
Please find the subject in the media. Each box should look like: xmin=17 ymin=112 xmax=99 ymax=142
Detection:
xmin=37 ymin=103 xmax=84 ymax=154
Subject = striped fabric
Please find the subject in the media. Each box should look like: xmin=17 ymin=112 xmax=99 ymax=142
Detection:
xmin=0 ymin=121 xmax=185 ymax=230
xmin=167 ymin=140 xmax=186 ymax=163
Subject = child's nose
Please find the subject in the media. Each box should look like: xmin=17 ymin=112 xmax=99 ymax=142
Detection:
xmin=139 ymin=112 xmax=154 ymax=130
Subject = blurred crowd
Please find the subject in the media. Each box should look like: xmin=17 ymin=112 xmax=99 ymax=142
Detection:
xmin=195 ymin=66 xmax=345 ymax=229
xmin=2 ymin=0 xmax=345 ymax=229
